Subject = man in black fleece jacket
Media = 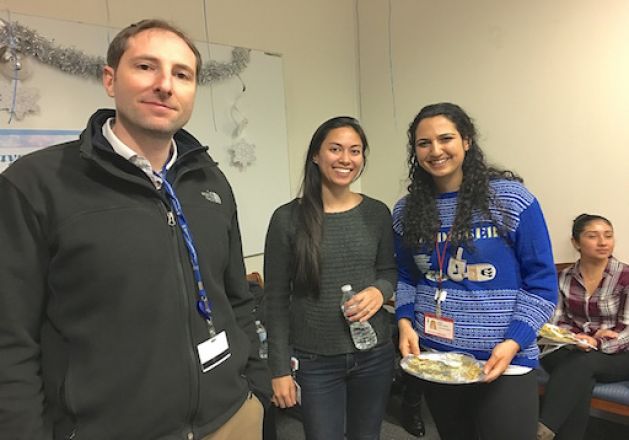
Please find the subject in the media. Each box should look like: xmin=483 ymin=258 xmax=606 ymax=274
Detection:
xmin=0 ymin=19 xmax=271 ymax=440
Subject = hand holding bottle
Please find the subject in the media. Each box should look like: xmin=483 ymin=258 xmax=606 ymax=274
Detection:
xmin=342 ymin=286 xmax=384 ymax=322
xmin=341 ymin=285 xmax=378 ymax=350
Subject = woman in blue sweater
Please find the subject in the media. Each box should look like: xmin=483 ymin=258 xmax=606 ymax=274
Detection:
xmin=394 ymin=102 xmax=557 ymax=440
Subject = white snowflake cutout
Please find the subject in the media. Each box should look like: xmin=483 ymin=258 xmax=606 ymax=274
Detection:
xmin=228 ymin=139 xmax=256 ymax=170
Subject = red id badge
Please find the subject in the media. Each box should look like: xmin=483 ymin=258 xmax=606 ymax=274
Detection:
xmin=424 ymin=313 xmax=454 ymax=340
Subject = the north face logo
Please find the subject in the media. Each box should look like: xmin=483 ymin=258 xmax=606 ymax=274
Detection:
xmin=201 ymin=190 xmax=222 ymax=204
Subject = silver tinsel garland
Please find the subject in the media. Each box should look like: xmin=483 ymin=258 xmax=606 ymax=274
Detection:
xmin=198 ymin=48 xmax=249 ymax=85
xmin=0 ymin=19 xmax=250 ymax=85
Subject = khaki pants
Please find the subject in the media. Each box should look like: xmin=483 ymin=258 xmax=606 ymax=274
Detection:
xmin=202 ymin=393 xmax=263 ymax=440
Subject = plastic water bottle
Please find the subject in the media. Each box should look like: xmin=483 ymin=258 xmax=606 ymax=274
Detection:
xmin=340 ymin=284 xmax=377 ymax=350
xmin=255 ymin=320 xmax=268 ymax=359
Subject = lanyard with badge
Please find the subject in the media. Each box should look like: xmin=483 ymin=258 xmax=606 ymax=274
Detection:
xmin=159 ymin=168 xmax=231 ymax=372
xmin=424 ymin=233 xmax=455 ymax=340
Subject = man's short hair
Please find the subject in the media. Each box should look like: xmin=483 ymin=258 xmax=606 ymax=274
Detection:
xmin=106 ymin=19 xmax=202 ymax=82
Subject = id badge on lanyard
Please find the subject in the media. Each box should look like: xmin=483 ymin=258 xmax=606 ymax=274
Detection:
xmin=159 ymin=169 xmax=232 ymax=372
xmin=425 ymin=234 xmax=455 ymax=341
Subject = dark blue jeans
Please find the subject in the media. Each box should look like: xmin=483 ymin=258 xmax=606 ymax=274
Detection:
xmin=294 ymin=341 xmax=394 ymax=440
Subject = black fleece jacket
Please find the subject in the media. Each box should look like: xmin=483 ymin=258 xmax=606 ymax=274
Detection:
xmin=0 ymin=109 xmax=272 ymax=440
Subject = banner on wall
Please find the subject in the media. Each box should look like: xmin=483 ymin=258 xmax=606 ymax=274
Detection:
xmin=0 ymin=129 xmax=80 ymax=173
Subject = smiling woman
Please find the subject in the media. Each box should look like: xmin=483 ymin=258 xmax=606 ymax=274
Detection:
xmin=394 ymin=102 xmax=557 ymax=440
xmin=413 ymin=115 xmax=469 ymax=193
xmin=312 ymin=125 xmax=364 ymax=198
xmin=264 ymin=116 xmax=397 ymax=440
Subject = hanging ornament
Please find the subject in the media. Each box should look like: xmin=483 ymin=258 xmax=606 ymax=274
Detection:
xmin=0 ymin=47 xmax=32 ymax=81
xmin=230 ymin=86 xmax=249 ymax=138
xmin=0 ymin=19 xmax=39 ymax=122
xmin=227 ymin=75 xmax=256 ymax=169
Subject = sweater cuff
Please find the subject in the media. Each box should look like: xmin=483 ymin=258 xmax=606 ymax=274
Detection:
xmin=396 ymin=303 xmax=414 ymax=322
xmin=372 ymin=279 xmax=394 ymax=303
xmin=504 ymin=320 xmax=536 ymax=350
xmin=268 ymin=348 xmax=292 ymax=378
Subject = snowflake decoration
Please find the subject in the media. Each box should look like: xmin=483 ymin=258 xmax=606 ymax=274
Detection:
xmin=0 ymin=80 xmax=40 ymax=120
xmin=228 ymin=139 xmax=256 ymax=170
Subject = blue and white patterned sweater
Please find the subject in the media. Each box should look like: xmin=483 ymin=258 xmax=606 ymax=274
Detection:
xmin=393 ymin=180 xmax=557 ymax=368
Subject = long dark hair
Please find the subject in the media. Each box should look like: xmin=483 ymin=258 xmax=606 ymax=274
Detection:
xmin=295 ymin=116 xmax=368 ymax=296
xmin=402 ymin=102 xmax=521 ymax=250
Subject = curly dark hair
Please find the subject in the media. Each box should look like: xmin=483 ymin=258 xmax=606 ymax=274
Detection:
xmin=295 ymin=116 xmax=368 ymax=296
xmin=402 ymin=102 xmax=522 ymax=250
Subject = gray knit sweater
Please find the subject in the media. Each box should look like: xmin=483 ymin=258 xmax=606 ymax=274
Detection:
xmin=264 ymin=195 xmax=397 ymax=377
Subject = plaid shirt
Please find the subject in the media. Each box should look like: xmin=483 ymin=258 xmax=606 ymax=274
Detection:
xmin=552 ymin=257 xmax=629 ymax=353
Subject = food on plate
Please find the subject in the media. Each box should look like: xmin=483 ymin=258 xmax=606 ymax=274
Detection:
xmin=401 ymin=352 xmax=484 ymax=384
xmin=539 ymin=323 xmax=579 ymax=344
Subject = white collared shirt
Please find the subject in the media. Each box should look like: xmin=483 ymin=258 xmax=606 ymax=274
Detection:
xmin=102 ymin=117 xmax=178 ymax=189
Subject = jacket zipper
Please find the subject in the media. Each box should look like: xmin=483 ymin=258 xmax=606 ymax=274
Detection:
xmin=166 ymin=211 xmax=176 ymax=226
xmin=161 ymin=201 xmax=201 ymax=436
xmin=84 ymin=140 xmax=215 ymax=438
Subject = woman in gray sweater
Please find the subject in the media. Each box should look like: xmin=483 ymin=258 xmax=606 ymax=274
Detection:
xmin=264 ymin=116 xmax=396 ymax=440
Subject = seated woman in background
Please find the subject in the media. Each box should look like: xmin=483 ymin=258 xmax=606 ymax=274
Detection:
xmin=538 ymin=214 xmax=629 ymax=440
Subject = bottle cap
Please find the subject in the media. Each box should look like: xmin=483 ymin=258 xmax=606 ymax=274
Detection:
xmin=341 ymin=284 xmax=352 ymax=292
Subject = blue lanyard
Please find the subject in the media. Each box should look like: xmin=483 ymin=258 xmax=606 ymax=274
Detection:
xmin=158 ymin=169 xmax=216 ymax=337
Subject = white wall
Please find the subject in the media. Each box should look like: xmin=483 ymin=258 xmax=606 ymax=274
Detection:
xmin=3 ymin=0 xmax=627 ymax=269
xmin=0 ymin=0 xmax=363 ymax=274
xmin=358 ymin=0 xmax=629 ymax=263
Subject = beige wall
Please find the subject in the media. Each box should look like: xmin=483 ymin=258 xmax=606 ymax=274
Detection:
xmin=0 ymin=0 xmax=363 ymax=274
xmin=358 ymin=0 xmax=629 ymax=263
xmin=3 ymin=0 xmax=627 ymax=270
